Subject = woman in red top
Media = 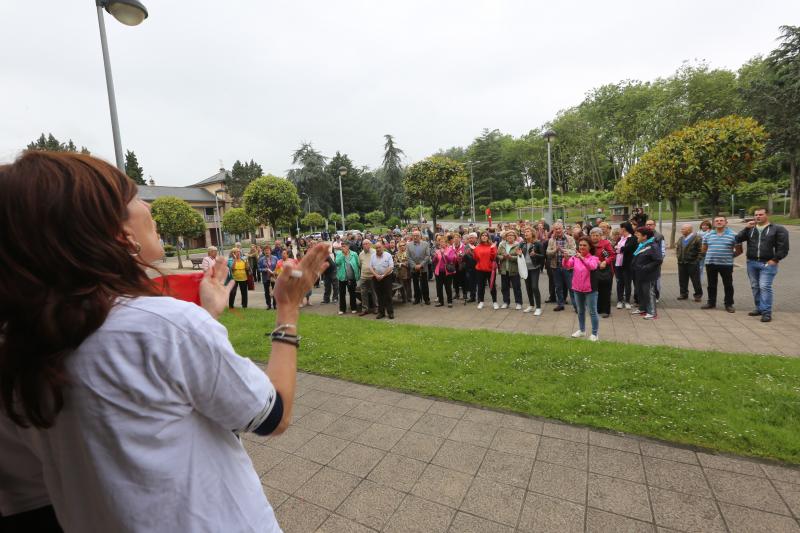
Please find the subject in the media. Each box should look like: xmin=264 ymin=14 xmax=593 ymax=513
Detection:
xmin=472 ymin=231 xmax=498 ymax=310
xmin=589 ymin=227 xmax=616 ymax=317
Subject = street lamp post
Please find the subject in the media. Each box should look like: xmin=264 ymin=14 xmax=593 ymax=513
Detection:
xmin=214 ymin=188 xmax=225 ymax=255
xmin=543 ymin=130 xmax=557 ymax=224
xmin=467 ymin=160 xmax=480 ymax=223
xmin=95 ymin=0 xmax=148 ymax=172
xmin=338 ymin=166 xmax=347 ymax=232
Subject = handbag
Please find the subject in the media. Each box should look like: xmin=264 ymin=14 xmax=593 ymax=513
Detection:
xmin=247 ymin=273 xmax=255 ymax=291
xmin=517 ymin=254 xmax=528 ymax=280
xmin=445 ymin=262 xmax=456 ymax=274
xmin=596 ymin=249 xmax=612 ymax=282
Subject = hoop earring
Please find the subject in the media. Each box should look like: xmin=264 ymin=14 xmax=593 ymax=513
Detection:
xmin=130 ymin=241 xmax=142 ymax=256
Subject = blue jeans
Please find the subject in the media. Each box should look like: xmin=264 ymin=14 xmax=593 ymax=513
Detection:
xmin=574 ymin=291 xmax=599 ymax=335
xmin=746 ymin=260 xmax=778 ymax=314
xmin=553 ymin=267 xmax=574 ymax=309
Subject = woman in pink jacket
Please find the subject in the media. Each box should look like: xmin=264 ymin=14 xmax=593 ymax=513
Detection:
xmin=563 ymin=236 xmax=600 ymax=341
xmin=432 ymin=235 xmax=458 ymax=307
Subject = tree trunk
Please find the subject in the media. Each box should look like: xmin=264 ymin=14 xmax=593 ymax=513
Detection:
xmin=177 ymin=250 xmax=184 ymax=269
xmin=669 ymin=198 xmax=678 ymax=249
xmin=768 ymin=193 xmax=774 ymax=214
xmin=790 ymin=160 xmax=800 ymax=219
xmin=693 ymin=199 xmax=699 ymax=218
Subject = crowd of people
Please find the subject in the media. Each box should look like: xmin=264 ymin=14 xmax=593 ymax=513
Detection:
xmin=208 ymin=207 xmax=789 ymax=340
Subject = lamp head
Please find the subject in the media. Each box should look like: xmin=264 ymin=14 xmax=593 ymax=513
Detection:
xmin=543 ymin=130 xmax=557 ymax=143
xmin=100 ymin=0 xmax=148 ymax=26
xmin=338 ymin=166 xmax=348 ymax=177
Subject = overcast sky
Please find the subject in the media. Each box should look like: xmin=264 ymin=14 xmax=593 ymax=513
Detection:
xmin=2 ymin=1 xmax=798 ymax=186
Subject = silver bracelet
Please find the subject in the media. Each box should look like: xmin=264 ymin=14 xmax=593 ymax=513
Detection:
xmin=272 ymin=323 xmax=297 ymax=335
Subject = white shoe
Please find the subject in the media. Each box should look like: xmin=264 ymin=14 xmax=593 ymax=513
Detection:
xmin=616 ymin=302 xmax=624 ymax=309
xmin=351 ymin=310 xmax=358 ymax=314
xmin=515 ymin=304 xmax=523 ymax=311
xmin=630 ymin=308 xmax=642 ymax=314
xmin=493 ymin=303 xmax=500 ymax=310
xmin=500 ymin=303 xmax=508 ymax=309
xmin=523 ymin=306 xmax=533 ymax=313
xmin=625 ymin=303 xmax=632 ymax=309
xmin=534 ymin=308 xmax=542 ymax=316
xmin=338 ymin=311 xmax=344 ymax=315
xmin=643 ymin=313 xmax=657 ymax=320
xmin=477 ymin=302 xmax=485 ymax=310
xmin=589 ymin=334 xmax=599 ymax=342
xmin=571 ymin=330 xmax=585 ymax=338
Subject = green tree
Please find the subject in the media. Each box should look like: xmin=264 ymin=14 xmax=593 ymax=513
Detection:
xmin=740 ymin=26 xmax=800 ymax=217
xmin=150 ymin=197 xmax=206 ymax=269
xmin=300 ymin=212 xmax=326 ymax=231
xmin=404 ymin=156 xmax=468 ymax=231
xmin=380 ymin=135 xmax=405 ymax=216
xmin=124 ymin=150 xmax=145 ymax=185
xmin=224 ymin=159 xmax=263 ymax=206
xmin=328 ymin=212 xmax=342 ymax=230
xmin=325 ymin=152 xmax=380 ymax=215
xmin=26 ymin=132 xmax=87 ymax=153
xmin=221 ymin=207 xmax=257 ymax=240
xmin=365 ymin=210 xmax=385 ymax=227
xmin=243 ymin=175 xmax=301 ymax=236
xmin=345 ymin=213 xmax=362 ymax=226
xmin=287 ymin=143 xmax=331 ymax=214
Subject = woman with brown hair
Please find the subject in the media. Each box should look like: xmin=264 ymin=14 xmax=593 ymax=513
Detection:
xmin=0 ymin=151 xmax=326 ymax=532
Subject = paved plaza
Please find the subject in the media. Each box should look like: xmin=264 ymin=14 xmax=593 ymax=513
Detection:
xmin=244 ymin=372 xmax=800 ymax=532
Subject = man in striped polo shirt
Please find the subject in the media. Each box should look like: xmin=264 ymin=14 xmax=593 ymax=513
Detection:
xmin=701 ymin=215 xmax=740 ymax=313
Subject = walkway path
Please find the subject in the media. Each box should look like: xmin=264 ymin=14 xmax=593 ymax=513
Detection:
xmin=245 ymin=372 xmax=800 ymax=532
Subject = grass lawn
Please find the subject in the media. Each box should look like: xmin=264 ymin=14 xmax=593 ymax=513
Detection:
xmin=220 ymin=309 xmax=800 ymax=464
xmin=771 ymin=215 xmax=800 ymax=226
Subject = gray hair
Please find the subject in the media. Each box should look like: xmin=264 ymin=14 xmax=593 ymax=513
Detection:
xmin=468 ymin=232 xmax=478 ymax=238
xmin=589 ymin=227 xmax=604 ymax=236
xmin=207 ymin=245 xmax=218 ymax=252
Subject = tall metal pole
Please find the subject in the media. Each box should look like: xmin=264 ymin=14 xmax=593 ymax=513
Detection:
xmin=547 ymin=140 xmax=553 ymax=224
xmin=214 ymin=193 xmax=224 ymax=254
xmin=338 ymin=174 xmax=346 ymax=232
xmin=658 ymin=198 xmax=663 ymax=235
xmin=96 ymin=5 xmax=125 ymax=172
xmin=469 ymin=162 xmax=476 ymax=223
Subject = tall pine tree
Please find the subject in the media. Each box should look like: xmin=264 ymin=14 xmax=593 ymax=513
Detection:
xmin=380 ymin=134 xmax=405 ymax=216
xmin=26 ymin=132 xmax=84 ymax=153
xmin=287 ymin=143 xmax=332 ymax=215
xmin=125 ymin=150 xmax=146 ymax=185
xmin=224 ymin=159 xmax=263 ymax=206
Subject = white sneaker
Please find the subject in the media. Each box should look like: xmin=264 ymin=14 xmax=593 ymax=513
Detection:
xmin=493 ymin=303 xmax=500 ymax=310
xmin=643 ymin=313 xmax=657 ymax=320
xmin=338 ymin=311 xmax=344 ymax=315
xmin=515 ymin=304 xmax=523 ymax=311
xmin=500 ymin=303 xmax=508 ymax=309
xmin=616 ymin=302 xmax=624 ymax=309
xmin=571 ymin=330 xmax=585 ymax=338
xmin=625 ymin=303 xmax=632 ymax=309
xmin=533 ymin=308 xmax=542 ymax=316
xmin=351 ymin=310 xmax=358 ymax=314
xmin=630 ymin=308 xmax=642 ymax=314
xmin=523 ymin=306 xmax=533 ymax=313
xmin=589 ymin=334 xmax=599 ymax=342
xmin=477 ymin=302 xmax=485 ymax=310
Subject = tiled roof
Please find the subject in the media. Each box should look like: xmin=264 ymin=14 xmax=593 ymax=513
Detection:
xmin=189 ymin=169 xmax=228 ymax=188
xmin=137 ymin=185 xmax=217 ymax=203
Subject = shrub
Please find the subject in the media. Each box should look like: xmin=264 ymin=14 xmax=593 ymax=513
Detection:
xmin=386 ymin=216 xmax=401 ymax=228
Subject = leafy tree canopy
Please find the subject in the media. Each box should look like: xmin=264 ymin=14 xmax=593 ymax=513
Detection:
xmin=243 ymin=175 xmax=301 ymax=233
xmin=221 ymin=207 xmax=257 ymax=237
xmin=225 ymin=159 xmax=263 ymax=206
xmin=125 ymin=150 xmax=145 ymax=185
xmin=404 ymin=156 xmax=468 ymax=230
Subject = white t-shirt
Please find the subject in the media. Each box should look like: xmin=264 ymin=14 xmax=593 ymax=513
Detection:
xmin=8 ymin=296 xmax=281 ymax=532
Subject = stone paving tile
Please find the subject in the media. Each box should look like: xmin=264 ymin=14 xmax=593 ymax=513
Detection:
xmin=536 ymin=436 xmax=588 ymax=470
xmin=367 ymin=453 xmax=427 ymax=492
xmin=585 ymin=507 xmax=656 ymax=532
xmin=296 ymin=390 xmax=340 ymax=410
xmin=245 ymin=442 xmax=288 ymax=476
xmin=588 ymin=473 xmax=653 ymax=523
xmin=383 ymin=494 xmax=455 ymax=533
xmin=500 ymin=413 xmax=544 ymax=435
xmin=589 ymin=430 xmax=641 ymax=454
xmin=589 ymin=445 xmax=646 ymax=483
xmin=705 ymin=467 xmax=791 ymax=515
xmin=762 ymin=464 xmax=800 ymax=485
xmin=642 ymin=456 xmax=712 ymax=497
xmin=427 ymin=401 xmax=468 ymax=419
xmin=354 ymin=422 xmax=406 ymax=451
xmin=697 ymin=452 xmax=767 ymax=477
xmin=365 ymin=388 xmax=408 ymax=406
xmin=337 ymin=479 xmax=405 ymax=531
xmin=517 ymin=491 xmax=585 ymax=533
xmin=447 ymin=511 xmax=514 ymax=533
xmin=640 ymin=441 xmax=699 ymax=465
xmin=432 ymin=440 xmax=488 ymax=476
xmin=773 ymin=480 xmax=800 ymax=518
xmin=476 ymin=449 xmax=534 ymax=489
xmin=448 ymin=419 xmax=497 ymax=447
xmin=274 ymin=497 xmax=330 ymax=533
xmin=296 ymin=433 xmax=350 ymax=465
xmin=317 ymin=396 xmax=363 ymax=416
xmin=328 ymin=442 xmax=387 ymax=478
xmin=412 ymin=464 xmax=473 ymax=509
xmin=379 ymin=406 xmax=425 ymax=430
xmin=719 ymin=502 xmax=800 ymax=533
xmin=490 ymin=427 xmax=540 ymax=458
xmin=316 ymin=513 xmax=377 ymax=533
xmin=409 ymin=413 xmax=458 ymax=438
xmin=648 ymin=487 xmax=726 ymax=532
xmin=347 ymin=401 xmax=391 ymax=423
xmin=265 ymin=425 xmax=317 ymax=453
xmin=529 ymin=461 xmax=588 ymax=505
xmin=321 ymin=415 xmax=372 ymax=441
xmin=293 ymin=408 xmax=342 ymax=432
xmin=461 ymin=407 xmax=504 ymax=426
xmin=542 ymin=422 xmax=589 ymax=443
xmin=391 ymin=431 xmax=444 ymax=462
xmin=263 ymin=454 xmax=322 ymax=494
xmin=460 ymin=478 xmax=525 ymax=527
xmin=262 ymin=483 xmax=290 ymax=508
xmin=394 ymin=395 xmax=434 ymax=412
xmin=295 ymin=466 xmax=360 ymax=511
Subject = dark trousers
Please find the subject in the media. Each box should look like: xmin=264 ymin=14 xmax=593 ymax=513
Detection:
xmin=375 ymin=275 xmax=395 ymax=316
xmin=323 ymin=274 xmax=337 ymax=303
xmin=262 ymin=280 xmax=274 ymax=309
xmin=616 ymin=265 xmax=632 ymax=303
xmin=678 ymin=262 xmax=702 ymax=298
xmin=229 ymin=280 xmax=248 ymax=308
xmin=453 ymin=269 xmax=465 ymax=298
xmin=553 ymin=267 xmax=572 ymax=306
xmin=476 ymin=270 xmax=497 ymax=303
xmin=398 ymin=276 xmax=412 ymax=302
xmin=464 ymin=267 xmax=478 ymax=300
xmin=524 ymin=268 xmax=542 ymax=308
xmin=339 ymin=279 xmax=358 ymax=312
xmin=545 ymin=264 xmax=556 ymax=300
xmin=597 ymin=277 xmax=613 ymax=315
xmin=412 ymin=270 xmax=430 ymax=303
xmin=706 ymin=264 xmax=734 ymax=307
xmin=435 ymin=273 xmax=453 ymax=304
xmin=501 ymin=273 xmax=523 ymax=305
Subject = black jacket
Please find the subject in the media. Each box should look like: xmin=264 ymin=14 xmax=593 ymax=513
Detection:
xmin=736 ymin=224 xmax=789 ymax=263
xmin=619 ymin=235 xmax=638 ymax=267
xmin=676 ymin=233 xmax=703 ymax=264
xmin=520 ymin=241 xmax=545 ymax=270
xmin=631 ymin=241 xmax=663 ymax=283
